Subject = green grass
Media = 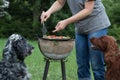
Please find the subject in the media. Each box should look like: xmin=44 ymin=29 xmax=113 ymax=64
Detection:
xmin=0 ymin=38 xmax=94 ymax=80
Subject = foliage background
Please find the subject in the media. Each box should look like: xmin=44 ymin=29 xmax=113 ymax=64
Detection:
xmin=0 ymin=0 xmax=120 ymax=40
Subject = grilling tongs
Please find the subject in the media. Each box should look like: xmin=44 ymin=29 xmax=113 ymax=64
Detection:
xmin=41 ymin=22 xmax=47 ymax=37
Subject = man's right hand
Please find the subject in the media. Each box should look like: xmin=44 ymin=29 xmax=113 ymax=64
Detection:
xmin=40 ymin=11 xmax=51 ymax=23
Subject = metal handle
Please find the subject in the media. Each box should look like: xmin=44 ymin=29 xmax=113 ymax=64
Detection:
xmin=42 ymin=22 xmax=47 ymax=37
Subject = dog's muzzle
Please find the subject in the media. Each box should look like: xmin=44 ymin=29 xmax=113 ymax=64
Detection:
xmin=27 ymin=44 xmax=34 ymax=55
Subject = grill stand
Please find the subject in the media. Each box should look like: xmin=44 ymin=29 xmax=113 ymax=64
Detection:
xmin=42 ymin=58 xmax=66 ymax=80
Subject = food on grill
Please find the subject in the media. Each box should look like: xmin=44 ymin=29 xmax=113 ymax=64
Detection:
xmin=43 ymin=35 xmax=70 ymax=39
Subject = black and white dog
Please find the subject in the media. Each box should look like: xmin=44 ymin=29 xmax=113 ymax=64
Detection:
xmin=0 ymin=34 xmax=34 ymax=80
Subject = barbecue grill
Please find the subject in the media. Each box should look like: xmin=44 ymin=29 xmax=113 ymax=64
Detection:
xmin=38 ymin=37 xmax=74 ymax=80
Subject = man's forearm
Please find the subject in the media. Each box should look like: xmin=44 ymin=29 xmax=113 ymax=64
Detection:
xmin=65 ymin=9 xmax=92 ymax=24
xmin=47 ymin=0 xmax=65 ymax=15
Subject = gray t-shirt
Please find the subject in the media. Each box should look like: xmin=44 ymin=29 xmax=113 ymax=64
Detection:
xmin=67 ymin=0 xmax=111 ymax=34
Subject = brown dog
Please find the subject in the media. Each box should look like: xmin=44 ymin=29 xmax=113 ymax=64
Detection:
xmin=90 ymin=36 xmax=120 ymax=80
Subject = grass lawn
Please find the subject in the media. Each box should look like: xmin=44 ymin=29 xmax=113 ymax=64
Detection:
xmin=0 ymin=38 xmax=94 ymax=80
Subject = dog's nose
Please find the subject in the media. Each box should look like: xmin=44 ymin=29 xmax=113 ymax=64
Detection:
xmin=31 ymin=46 xmax=34 ymax=49
xmin=28 ymin=44 xmax=34 ymax=50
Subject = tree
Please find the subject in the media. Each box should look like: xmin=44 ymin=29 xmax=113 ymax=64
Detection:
xmin=103 ymin=0 xmax=120 ymax=40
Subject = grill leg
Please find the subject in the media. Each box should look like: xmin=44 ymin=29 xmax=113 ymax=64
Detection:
xmin=61 ymin=60 xmax=66 ymax=80
xmin=43 ymin=59 xmax=50 ymax=80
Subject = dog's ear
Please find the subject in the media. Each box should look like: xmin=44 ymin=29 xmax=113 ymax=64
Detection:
xmin=107 ymin=36 xmax=116 ymax=42
xmin=2 ymin=34 xmax=20 ymax=61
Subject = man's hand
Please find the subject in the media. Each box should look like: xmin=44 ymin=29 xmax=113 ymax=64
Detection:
xmin=40 ymin=11 xmax=51 ymax=23
xmin=53 ymin=20 xmax=68 ymax=32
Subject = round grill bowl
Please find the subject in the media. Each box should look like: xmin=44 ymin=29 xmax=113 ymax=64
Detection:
xmin=38 ymin=38 xmax=74 ymax=60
